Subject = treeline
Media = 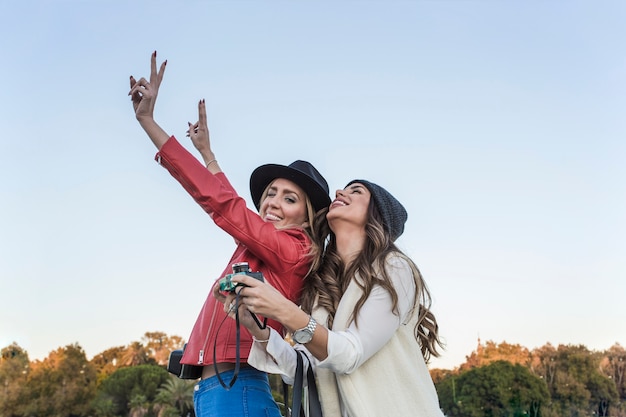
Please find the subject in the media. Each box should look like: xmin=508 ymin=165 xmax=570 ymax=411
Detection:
xmin=0 ymin=332 xmax=196 ymax=417
xmin=432 ymin=340 xmax=626 ymax=417
xmin=1 ymin=333 xmax=624 ymax=417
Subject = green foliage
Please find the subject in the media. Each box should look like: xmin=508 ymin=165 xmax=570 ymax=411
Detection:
xmin=91 ymin=395 xmax=117 ymax=417
xmin=437 ymin=360 xmax=549 ymax=417
xmin=96 ymin=364 xmax=169 ymax=416
xmin=462 ymin=340 xmax=531 ymax=371
xmin=154 ymin=375 xmax=195 ymax=416
xmin=20 ymin=343 xmax=98 ymax=417
xmin=91 ymin=345 xmax=127 ymax=385
xmin=538 ymin=344 xmax=619 ymax=416
xmin=0 ymin=343 xmax=30 ymax=417
xmin=2 ymin=335 xmax=625 ymax=417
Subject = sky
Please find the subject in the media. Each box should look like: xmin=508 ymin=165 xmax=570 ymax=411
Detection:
xmin=1 ymin=0 xmax=624 ymax=371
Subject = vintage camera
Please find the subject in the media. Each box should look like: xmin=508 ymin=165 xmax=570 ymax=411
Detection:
xmin=218 ymin=262 xmax=264 ymax=292
xmin=167 ymin=344 xmax=203 ymax=379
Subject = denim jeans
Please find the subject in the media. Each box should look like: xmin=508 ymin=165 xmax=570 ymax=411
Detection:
xmin=194 ymin=367 xmax=282 ymax=417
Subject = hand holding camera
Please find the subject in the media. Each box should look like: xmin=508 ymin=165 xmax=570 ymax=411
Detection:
xmin=219 ymin=262 xmax=268 ymax=331
xmin=218 ymin=261 xmax=264 ymax=292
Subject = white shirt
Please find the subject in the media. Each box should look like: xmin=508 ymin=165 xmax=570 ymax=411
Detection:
xmin=249 ymin=258 xmax=416 ymax=378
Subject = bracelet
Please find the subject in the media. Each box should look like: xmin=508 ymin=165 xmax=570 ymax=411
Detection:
xmin=206 ymin=159 xmax=217 ymax=169
xmin=253 ymin=335 xmax=270 ymax=343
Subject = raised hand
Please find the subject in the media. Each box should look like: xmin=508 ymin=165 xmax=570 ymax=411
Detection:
xmin=128 ymin=51 xmax=170 ymax=150
xmin=186 ymin=99 xmax=219 ymax=170
xmin=129 ymin=51 xmax=167 ymax=122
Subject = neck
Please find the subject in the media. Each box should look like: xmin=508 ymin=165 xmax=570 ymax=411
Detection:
xmin=334 ymin=227 xmax=366 ymax=265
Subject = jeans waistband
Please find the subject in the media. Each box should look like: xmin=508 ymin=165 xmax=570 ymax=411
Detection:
xmin=197 ymin=366 xmax=268 ymax=390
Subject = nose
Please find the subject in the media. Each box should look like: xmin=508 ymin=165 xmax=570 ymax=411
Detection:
xmin=266 ymin=195 xmax=280 ymax=208
xmin=335 ymin=189 xmax=345 ymax=198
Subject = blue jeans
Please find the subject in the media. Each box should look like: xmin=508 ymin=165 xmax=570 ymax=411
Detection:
xmin=194 ymin=367 xmax=282 ymax=417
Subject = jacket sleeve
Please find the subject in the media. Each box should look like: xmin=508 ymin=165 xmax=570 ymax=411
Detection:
xmin=155 ymin=136 xmax=310 ymax=273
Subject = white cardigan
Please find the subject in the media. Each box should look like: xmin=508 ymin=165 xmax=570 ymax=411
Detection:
xmin=249 ymin=255 xmax=444 ymax=417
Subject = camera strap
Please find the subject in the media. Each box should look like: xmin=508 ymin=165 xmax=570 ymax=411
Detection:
xmin=212 ymin=291 xmax=267 ymax=390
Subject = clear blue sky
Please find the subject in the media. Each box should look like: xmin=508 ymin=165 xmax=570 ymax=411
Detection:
xmin=1 ymin=1 xmax=624 ymax=370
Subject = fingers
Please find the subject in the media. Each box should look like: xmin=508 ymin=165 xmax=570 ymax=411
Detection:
xmin=212 ymin=282 xmax=227 ymax=302
xmin=156 ymin=59 xmax=167 ymax=87
xmin=128 ymin=77 xmax=148 ymax=99
xmin=148 ymin=50 xmax=167 ymax=88
xmin=186 ymin=121 xmax=200 ymax=137
xmin=128 ymin=76 xmax=141 ymax=104
xmin=231 ymin=275 xmax=259 ymax=288
xmin=223 ymin=294 xmax=237 ymax=314
xmin=150 ymin=51 xmax=157 ymax=83
xmin=198 ymin=99 xmax=208 ymax=128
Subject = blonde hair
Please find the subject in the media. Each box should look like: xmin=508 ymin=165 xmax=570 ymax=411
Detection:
xmin=258 ymin=181 xmax=322 ymax=272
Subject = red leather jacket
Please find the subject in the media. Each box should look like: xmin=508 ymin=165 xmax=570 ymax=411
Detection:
xmin=156 ymin=137 xmax=311 ymax=366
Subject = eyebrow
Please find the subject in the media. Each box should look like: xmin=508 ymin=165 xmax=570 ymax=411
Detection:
xmin=347 ymin=184 xmax=366 ymax=191
xmin=269 ymin=185 xmax=302 ymax=198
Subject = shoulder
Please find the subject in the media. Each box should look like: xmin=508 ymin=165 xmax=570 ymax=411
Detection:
xmin=383 ymin=252 xmax=412 ymax=274
xmin=273 ymin=227 xmax=313 ymax=251
xmin=279 ymin=227 xmax=310 ymax=241
xmin=381 ymin=253 xmax=417 ymax=294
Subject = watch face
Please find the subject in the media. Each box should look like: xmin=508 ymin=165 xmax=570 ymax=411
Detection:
xmin=293 ymin=329 xmax=313 ymax=344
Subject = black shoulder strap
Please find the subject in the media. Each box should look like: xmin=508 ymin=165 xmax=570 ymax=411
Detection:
xmin=291 ymin=349 xmax=323 ymax=417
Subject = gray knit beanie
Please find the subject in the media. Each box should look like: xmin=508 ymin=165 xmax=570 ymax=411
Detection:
xmin=346 ymin=179 xmax=408 ymax=242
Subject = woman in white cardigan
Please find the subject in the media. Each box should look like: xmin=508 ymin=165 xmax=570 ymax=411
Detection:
xmin=223 ymin=179 xmax=445 ymax=417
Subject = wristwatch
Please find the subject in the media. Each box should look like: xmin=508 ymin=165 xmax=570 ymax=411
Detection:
xmin=292 ymin=316 xmax=317 ymax=344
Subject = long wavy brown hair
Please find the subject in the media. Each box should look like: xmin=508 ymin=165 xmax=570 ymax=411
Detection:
xmin=300 ymin=199 xmax=444 ymax=362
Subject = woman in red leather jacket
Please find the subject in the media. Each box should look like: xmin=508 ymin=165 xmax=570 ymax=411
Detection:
xmin=129 ymin=51 xmax=330 ymax=417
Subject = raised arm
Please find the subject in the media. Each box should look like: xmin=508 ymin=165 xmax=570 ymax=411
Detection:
xmin=128 ymin=51 xmax=170 ymax=150
xmin=186 ymin=99 xmax=222 ymax=174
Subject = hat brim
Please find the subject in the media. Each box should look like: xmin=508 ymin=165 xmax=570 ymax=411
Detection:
xmin=250 ymin=164 xmax=331 ymax=213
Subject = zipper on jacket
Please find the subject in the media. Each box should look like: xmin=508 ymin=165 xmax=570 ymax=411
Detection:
xmin=198 ymin=296 xmax=221 ymax=365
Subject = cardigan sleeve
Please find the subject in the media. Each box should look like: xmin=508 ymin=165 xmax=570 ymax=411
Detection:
xmin=248 ymin=328 xmax=299 ymax=384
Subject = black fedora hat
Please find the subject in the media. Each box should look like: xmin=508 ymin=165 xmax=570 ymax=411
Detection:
xmin=250 ymin=160 xmax=330 ymax=212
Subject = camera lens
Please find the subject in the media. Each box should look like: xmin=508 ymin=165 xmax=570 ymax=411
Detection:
xmin=232 ymin=262 xmax=249 ymax=274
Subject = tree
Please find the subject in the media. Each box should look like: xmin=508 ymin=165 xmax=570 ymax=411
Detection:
xmin=534 ymin=344 xmax=619 ymax=417
xmin=154 ymin=376 xmax=195 ymax=417
xmin=95 ymin=364 xmax=169 ymax=416
xmin=121 ymin=341 xmax=155 ymax=367
xmin=601 ymin=343 xmax=626 ymax=400
xmin=142 ymin=331 xmax=185 ymax=367
xmin=430 ymin=367 xmax=457 ymax=385
xmin=0 ymin=343 xmax=30 ymax=417
xmin=91 ymin=395 xmax=117 ymax=417
xmin=128 ymin=394 xmax=150 ymax=417
xmin=529 ymin=343 xmax=558 ymax=390
xmin=91 ymin=345 xmax=126 ymax=383
xmin=20 ymin=343 xmax=97 ymax=417
xmin=461 ymin=339 xmax=531 ymax=371
xmin=437 ymin=360 xmax=549 ymax=417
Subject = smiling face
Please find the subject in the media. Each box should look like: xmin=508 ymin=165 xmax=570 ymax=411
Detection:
xmin=259 ymin=178 xmax=309 ymax=229
xmin=327 ymin=182 xmax=371 ymax=231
